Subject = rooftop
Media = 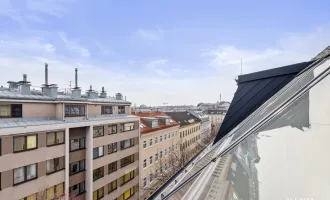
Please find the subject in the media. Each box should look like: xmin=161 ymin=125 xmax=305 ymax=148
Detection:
xmin=132 ymin=112 xmax=179 ymax=134
xmin=165 ymin=111 xmax=202 ymax=126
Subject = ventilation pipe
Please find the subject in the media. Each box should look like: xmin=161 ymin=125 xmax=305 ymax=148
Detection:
xmin=72 ymin=68 xmax=81 ymax=98
xmin=100 ymin=87 xmax=107 ymax=98
xmin=42 ymin=63 xmax=58 ymax=98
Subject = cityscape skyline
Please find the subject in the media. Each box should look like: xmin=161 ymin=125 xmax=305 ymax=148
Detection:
xmin=1 ymin=0 xmax=330 ymax=106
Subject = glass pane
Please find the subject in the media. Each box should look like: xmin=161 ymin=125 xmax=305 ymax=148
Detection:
xmin=46 ymin=186 xmax=55 ymax=200
xmin=26 ymin=194 xmax=37 ymax=200
xmin=56 ymin=132 xmax=64 ymax=144
xmin=98 ymin=146 xmax=103 ymax=156
xmin=80 ymin=181 xmax=85 ymax=193
xmin=80 ymin=138 xmax=85 ymax=148
xmin=26 ymin=135 xmax=36 ymax=149
xmin=14 ymin=136 xmax=25 ymax=151
xmin=46 ymin=133 xmax=55 ymax=146
xmin=46 ymin=159 xmax=54 ymax=173
xmin=93 ymin=191 xmax=97 ymax=200
xmin=0 ymin=105 xmax=10 ymax=117
xmin=26 ymin=164 xmax=36 ymax=180
xmin=56 ymin=183 xmax=64 ymax=197
xmin=71 ymin=139 xmax=79 ymax=151
xmin=13 ymin=167 xmax=24 ymax=184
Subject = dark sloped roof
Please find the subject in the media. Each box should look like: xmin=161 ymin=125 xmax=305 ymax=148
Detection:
xmin=213 ymin=60 xmax=314 ymax=144
xmin=165 ymin=111 xmax=201 ymax=126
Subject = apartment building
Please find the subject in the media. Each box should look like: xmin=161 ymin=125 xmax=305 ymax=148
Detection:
xmin=132 ymin=112 xmax=180 ymax=200
xmin=205 ymin=109 xmax=226 ymax=127
xmin=188 ymin=110 xmax=211 ymax=143
xmin=0 ymin=66 xmax=139 ymax=200
xmin=165 ymin=112 xmax=202 ymax=163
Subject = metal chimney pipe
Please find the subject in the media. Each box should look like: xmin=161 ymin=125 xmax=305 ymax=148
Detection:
xmin=90 ymin=85 xmax=92 ymax=90
xmin=45 ymin=63 xmax=48 ymax=85
xmin=23 ymin=74 xmax=27 ymax=82
xmin=75 ymin=68 xmax=78 ymax=88
xmin=102 ymin=87 xmax=104 ymax=93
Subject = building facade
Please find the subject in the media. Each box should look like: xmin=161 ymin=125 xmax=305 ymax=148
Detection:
xmin=165 ymin=112 xmax=202 ymax=163
xmin=188 ymin=110 xmax=211 ymax=143
xmin=133 ymin=112 xmax=180 ymax=200
xmin=205 ymin=109 xmax=226 ymax=127
xmin=0 ymin=67 xmax=139 ymax=200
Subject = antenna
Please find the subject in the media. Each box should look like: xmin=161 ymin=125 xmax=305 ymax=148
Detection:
xmin=240 ymin=58 xmax=243 ymax=75
xmin=45 ymin=63 xmax=48 ymax=85
xmin=75 ymin=68 xmax=78 ymax=88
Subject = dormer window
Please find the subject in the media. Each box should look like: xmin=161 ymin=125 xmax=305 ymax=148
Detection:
xmin=140 ymin=124 xmax=146 ymax=128
xmin=165 ymin=118 xmax=170 ymax=125
xmin=151 ymin=120 xmax=158 ymax=128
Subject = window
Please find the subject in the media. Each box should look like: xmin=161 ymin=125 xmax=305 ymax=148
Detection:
xmin=169 ymin=147 xmax=171 ymax=154
xmin=101 ymin=106 xmax=113 ymax=114
xmin=172 ymin=132 xmax=174 ymax=137
xmin=160 ymin=151 xmax=163 ymax=158
xmin=108 ymin=124 xmax=117 ymax=134
xmin=65 ymin=104 xmax=85 ymax=117
xmin=46 ymin=131 xmax=64 ymax=146
xmin=120 ymin=170 xmax=135 ymax=186
xmin=180 ymin=132 xmax=182 ymax=138
xmin=108 ymin=142 xmax=117 ymax=154
xmin=108 ymin=179 xmax=117 ymax=193
xmin=93 ymin=187 xmax=104 ymax=200
xmin=70 ymin=160 xmax=85 ymax=175
xmin=93 ymin=126 xmax=104 ymax=138
xmin=70 ymin=138 xmax=85 ymax=151
xmin=164 ymin=134 xmax=167 ymax=140
xmin=70 ymin=181 xmax=85 ymax=196
xmin=121 ymin=122 xmax=134 ymax=132
xmin=46 ymin=157 xmax=64 ymax=174
xmin=120 ymin=154 xmax=135 ymax=168
xmin=168 ymin=133 xmax=171 ymax=138
xmin=93 ymin=167 xmax=104 ymax=181
xmin=155 ymin=153 xmax=158 ymax=161
xmin=143 ymin=141 xmax=147 ymax=148
xmin=155 ymin=137 xmax=158 ymax=144
xmin=108 ymin=161 xmax=117 ymax=174
xmin=143 ymin=178 xmax=147 ymax=187
xmin=149 ymin=139 xmax=153 ymax=146
xmin=165 ymin=149 xmax=167 ymax=156
xmin=176 ymin=144 xmax=178 ymax=150
xmin=143 ymin=159 xmax=147 ymax=168
xmin=13 ymin=163 xmax=37 ymax=185
xmin=4 ymin=104 xmax=22 ymax=118
xmin=19 ymin=193 xmax=37 ymax=200
xmin=160 ymin=136 xmax=162 ymax=142
xmin=14 ymin=135 xmax=37 ymax=152
xmin=150 ymin=156 xmax=153 ymax=165
xmin=46 ymin=183 xmax=64 ymax=199
xmin=150 ymin=173 xmax=153 ymax=183
xmin=118 ymin=105 xmax=125 ymax=114
xmin=120 ymin=139 xmax=134 ymax=150
xmin=93 ymin=146 xmax=104 ymax=159
xmin=120 ymin=187 xmax=135 ymax=200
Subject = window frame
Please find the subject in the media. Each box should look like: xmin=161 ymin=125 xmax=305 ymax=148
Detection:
xmin=93 ymin=187 xmax=104 ymax=200
xmin=69 ymin=181 xmax=85 ymax=196
xmin=120 ymin=154 xmax=135 ymax=168
xmin=118 ymin=105 xmax=125 ymax=114
xmin=120 ymin=138 xmax=134 ymax=150
xmin=13 ymin=134 xmax=38 ymax=153
xmin=143 ymin=159 xmax=147 ymax=168
xmin=93 ymin=146 xmax=104 ymax=159
xmin=93 ymin=126 xmax=104 ymax=138
xmin=108 ymin=124 xmax=117 ymax=135
xmin=108 ymin=179 xmax=117 ymax=194
xmin=120 ymin=186 xmax=135 ymax=200
xmin=108 ymin=142 xmax=117 ymax=154
xmin=64 ymin=104 xmax=86 ymax=117
xmin=13 ymin=163 xmax=38 ymax=185
xmin=101 ymin=106 xmax=113 ymax=115
xmin=93 ymin=167 xmax=104 ymax=181
xmin=143 ymin=141 xmax=147 ymax=148
xmin=46 ymin=157 xmax=65 ymax=175
xmin=119 ymin=170 xmax=135 ymax=186
xmin=46 ymin=131 xmax=65 ymax=147
xmin=120 ymin=122 xmax=135 ymax=132
xmin=149 ymin=156 xmax=153 ymax=165
xmin=70 ymin=138 xmax=85 ymax=152
xmin=149 ymin=139 xmax=153 ymax=146
xmin=108 ymin=161 xmax=118 ymax=174
xmin=70 ymin=160 xmax=85 ymax=175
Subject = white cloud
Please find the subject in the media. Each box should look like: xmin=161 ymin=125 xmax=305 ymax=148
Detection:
xmin=25 ymin=0 xmax=74 ymax=18
xmin=59 ymin=32 xmax=90 ymax=57
xmin=136 ymin=27 xmax=164 ymax=41
xmin=145 ymin=59 xmax=170 ymax=77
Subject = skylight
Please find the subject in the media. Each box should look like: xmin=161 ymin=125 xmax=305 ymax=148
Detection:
xmin=140 ymin=124 xmax=146 ymax=128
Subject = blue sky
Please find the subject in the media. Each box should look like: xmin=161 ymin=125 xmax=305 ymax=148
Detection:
xmin=1 ymin=0 xmax=330 ymax=106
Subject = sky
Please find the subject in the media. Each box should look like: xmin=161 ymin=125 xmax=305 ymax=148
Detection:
xmin=0 ymin=0 xmax=330 ymax=106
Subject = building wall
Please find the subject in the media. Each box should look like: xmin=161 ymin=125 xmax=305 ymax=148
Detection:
xmin=179 ymin=122 xmax=202 ymax=160
xmin=209 ymin=114 xmax=225 ymax=126
xmin=0 ymin=102 xmax=139 ymax=200
xmin=200 ymin=120 xmax=211 ymax=141
xmin=139 ymin=125 xmax=180 ymax=199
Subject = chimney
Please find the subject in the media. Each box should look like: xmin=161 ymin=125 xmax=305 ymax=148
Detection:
xmin=18 ymin=74 xmax=31 ymax=95
xmin=125 ymin=96 xmax=127 ymax=101
xmin=42 ymin=63 xmax=58 ymax=98
xmin=72 ymin=68 xmax=81 ymax=98
xmin=116 ymin=93 xmax=123 ymax=100
xmin=100 ymin=87 xmax=107 ymax=98
xmin=86 ymin=85 xmax=98 ymax=99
